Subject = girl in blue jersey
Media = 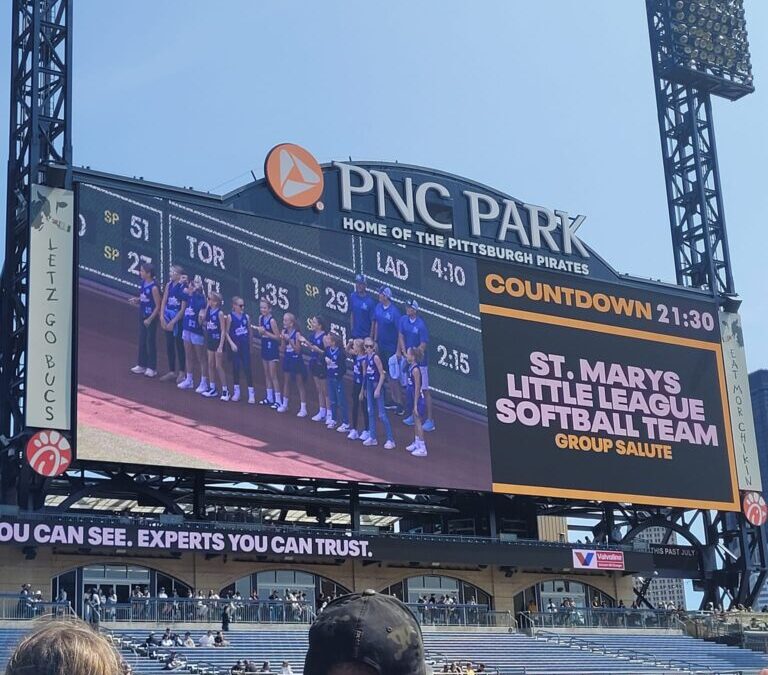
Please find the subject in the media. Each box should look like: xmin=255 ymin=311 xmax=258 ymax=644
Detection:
xmin=225 ymin=296 xmax=255 ymax=404
xmin=324 ymin=332 xmax=349 ymax=432
xmin=278 ymin=313 xmax=308 ymax=417
xmin=129 ymin=262 xmax=162 ymax=378
xmin=405 ymin=346 xmax=427 ymax=457
xmin=345 ymin=339 xmax=369 ymax=441
xmin=255 ymin=299 xmax=282 ymax=408
xmin=299 ymin=315 xmax=330 ymax=423
xmin=360 ymin=340 xmax=395 ymax=449
xmin=200 ymin=291 xmax=229 ymax=401
xmin=178 ymin=274 xmax=209 ymax=393
xmin=159 ymin=265 xmax=187 ymax=384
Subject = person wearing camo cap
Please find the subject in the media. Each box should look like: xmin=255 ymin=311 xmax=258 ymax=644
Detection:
xmin=304 ymin=589 xmax=427 ymax=675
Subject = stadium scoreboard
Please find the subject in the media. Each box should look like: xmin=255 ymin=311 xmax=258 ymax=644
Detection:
xmin=70 ymin=144 xmax=749 ymax=508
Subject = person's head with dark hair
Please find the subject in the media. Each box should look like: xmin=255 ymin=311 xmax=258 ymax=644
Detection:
xmin=6 ymin=620 xmax=122 ymax=675
xmin=304 ymin=590 xmax=426 ymax=675
xmin=139 ymin=262 xmax=155 ymax=280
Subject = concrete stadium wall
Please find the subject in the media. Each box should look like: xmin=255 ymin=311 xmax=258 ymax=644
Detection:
xmin=0 ymin=546 xmax=635 ymax=612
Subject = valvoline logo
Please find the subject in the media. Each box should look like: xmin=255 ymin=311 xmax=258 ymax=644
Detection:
xmin=572 ymin=548 xmax=625 ymax=571
xmin=264 ymin=143 xmax=324 ymax=209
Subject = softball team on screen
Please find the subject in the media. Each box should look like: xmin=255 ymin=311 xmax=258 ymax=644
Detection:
xmin=129 ymin=264 xmax=432 ymax=456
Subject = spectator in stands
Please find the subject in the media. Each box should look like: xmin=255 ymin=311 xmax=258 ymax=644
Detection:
xmin=199 ymin=630 xmax=215 ymax=647
xmin=222 ymin=602 xmax=232 ymax=631
xmin=259 ymin=662 xmax=271 ymax=673
xmin=182 ymin=631 xmax=195 ymax=648
xmin=5 ymin=619 xmax=122 ymax=675
xmin=244 ymin=661 xmax=259 ymax=673
xmin=280 ymin=661 xmax=295 ymax=675
xmin=231 ymin=660 xmax=246 ymax=674
xmin=304 ymin=590 xmax=426 ymax=675
xmin=214 ymin=630 xmax=229 ymax=647
xmin=162 ymin=651 xmax=185 ymax=671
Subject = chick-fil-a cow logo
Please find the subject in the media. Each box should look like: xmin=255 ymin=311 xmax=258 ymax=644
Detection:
xmin=25 ymin=430 xmax=72 ymax=477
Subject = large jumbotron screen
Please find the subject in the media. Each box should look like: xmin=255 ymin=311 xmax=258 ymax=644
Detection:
xmin=73 ymin=144 xmax=739 ymax=509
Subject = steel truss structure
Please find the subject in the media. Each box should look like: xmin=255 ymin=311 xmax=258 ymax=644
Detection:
xmin=0 ymin=0 xmax=764 ymax=610
xmin=645 ymin=0 xmax=767 ymax=607
xmin=1 ymin=0 xmax=72 ymax=505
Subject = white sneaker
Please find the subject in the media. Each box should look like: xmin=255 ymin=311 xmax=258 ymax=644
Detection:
xmin=347 ymin=429 xmax=359 ymax=440
xmin=231 ymin=387 xmax=241 ymax=402
xmin=384 ymin=440 xmax=396 ymax=450
xmin=220 ymin=391 xmax=231 ymax=402
xmin=144 ymin=368 xmax=157 ymax=378
xmin=202 ymin=387 xmax=218 ymax=398
xmin=247 ymin=390 xmax=256 ymax=404
xmin=311 ymin=411 xmax=325 ymax=422
xmin=411 ymin=446 xmax=428 ymax=457
xmin=177 ymin=378 xmax=194 ymax=390
xmin=362 ymin=438 xmax=378 ymax=447
xmin=277 ymin=404 xmax=288 ymax=413
xmin=406 ymin=441 xmax=419 ymax=452
xmin=195 ymin=381 xmax=208 ymax=394
xmin=297 ymin=409 xmax=308 ymax=418
xmin=130 ymin=365 xmax=146 ymax=374
xmin=326 ymin=420 xmax=337 ymax=430
xmin=360 ymin=430 xmax=371 ymax=442
xmin=336 ymin=423 xmax=350 ymax=433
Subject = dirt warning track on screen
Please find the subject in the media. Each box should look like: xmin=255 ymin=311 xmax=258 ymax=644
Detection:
xmin=77 ymin=286 xmax=492 ymax=490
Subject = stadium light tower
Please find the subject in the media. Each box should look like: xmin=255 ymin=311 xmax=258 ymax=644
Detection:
xmin=646 ymin=0 xmax=765 ymax=608
xmin=646 ymin=0 xmax=753 ymax=296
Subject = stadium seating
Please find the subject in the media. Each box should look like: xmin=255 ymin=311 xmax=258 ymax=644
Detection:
xmin=2 ymin=626 xmax=767 ymax=674
xmin=108 ymin=629 xmax=674 ymax=674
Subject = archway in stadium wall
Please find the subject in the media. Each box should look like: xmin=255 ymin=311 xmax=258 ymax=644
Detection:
xmin=51 ymin=562 xmax=191 ymax=619
xmin=513 ymin=578 xmax=614 ymax=617
xmin=221 ymin=569 xmax=350 ymax=614
xmin=380 ymin=574 xmax=492 ymax=607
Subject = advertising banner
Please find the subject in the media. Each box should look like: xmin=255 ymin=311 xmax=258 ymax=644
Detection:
xmin=479 ymin=263 xmax=738 ymax=510
xmin=719 ymin=311 xmax=761 ymax=491
xmin=27 ymin=185 xmax=74 ymax=430
xmin=572 ymin=549 xmax=625 ymax=571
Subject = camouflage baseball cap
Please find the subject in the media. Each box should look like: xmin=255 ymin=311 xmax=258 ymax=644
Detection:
xmin=304 ymin=590 xmax=426 ymax=675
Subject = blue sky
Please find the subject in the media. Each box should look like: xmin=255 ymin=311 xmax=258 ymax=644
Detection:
xmin=0 ymin=1 xmax=765 ymax=608
xmin=0 ymin=1 xmax=766 ymax=369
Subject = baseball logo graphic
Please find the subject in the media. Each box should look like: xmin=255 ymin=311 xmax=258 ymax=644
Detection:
xmin=265 ymin=143 xmax=324 ymax=208
xmin=742 ymin=491 xmax=768 ymax=527
xmin=25 ymin=430 xmax=72 ymax=477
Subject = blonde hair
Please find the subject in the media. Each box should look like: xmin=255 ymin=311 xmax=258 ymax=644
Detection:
xmin=5 ymin=620 xmax=123 ymax=675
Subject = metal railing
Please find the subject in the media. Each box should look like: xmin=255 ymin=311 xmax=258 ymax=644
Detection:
xmin=537 ymin=631 xmax=743 ymax=675
xmin=0 ymin=597 xmax=74 ymax=620
xmin=1 ymin=595 xmax=513 ymax=630
xmin=405 ymin=603 xmax=514 ymax=629
xmin=522 ymin=607 xmax=683 ymax=630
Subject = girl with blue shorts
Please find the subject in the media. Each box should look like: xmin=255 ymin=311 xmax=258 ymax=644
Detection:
xmin=299 ymin=315 xmax=331 ymax=423
xmin=200 ymin=291 xmax=229 ymax=401
xmin=278 ymin=313 xmax=307 ymax=417
xmin=179 ymin=275 xmax=208 ymax=393
xmin=255 ymin=299 xmax=282 ymax=408
xmin=405 ymin=346 xmax=427 ymax=457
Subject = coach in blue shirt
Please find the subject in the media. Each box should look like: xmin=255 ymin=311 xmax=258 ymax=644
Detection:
xmin=398 ymin=300 xmax=435 ymax=431
xmin=350 ymin=274 xmax=375 ymax=339
xmin=373 ymin=286 xmax=404 ymax=414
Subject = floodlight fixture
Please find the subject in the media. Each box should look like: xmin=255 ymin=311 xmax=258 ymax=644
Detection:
xmin=648 ymin=0 xmax=754 ymax=100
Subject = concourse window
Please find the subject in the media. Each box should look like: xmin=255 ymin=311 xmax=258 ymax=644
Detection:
xmin=381 ymin=575 xmax=491 ymax=606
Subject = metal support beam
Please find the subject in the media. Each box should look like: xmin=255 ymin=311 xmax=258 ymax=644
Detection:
xmin=1 ymin=0 xmax=72 ymax=504
xmin=646 ymin=0 xmax=734 ymax=295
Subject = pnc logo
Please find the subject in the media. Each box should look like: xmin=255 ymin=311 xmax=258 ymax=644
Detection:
xmin=265 ymin=143 xmax=324 ymax=209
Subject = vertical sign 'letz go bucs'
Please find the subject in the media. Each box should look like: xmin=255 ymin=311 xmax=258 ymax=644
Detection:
xmin=478 ymin=261 xmax=740 ymax=510
xmin=27 ymin=186 xmax=75 ymax=430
